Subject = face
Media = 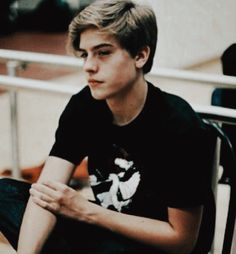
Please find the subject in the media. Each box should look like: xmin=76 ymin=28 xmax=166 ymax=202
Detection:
xmin=78 ymin=28 xmax=142 ymax=101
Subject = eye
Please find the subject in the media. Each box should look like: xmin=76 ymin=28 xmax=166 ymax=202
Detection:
xmin=78 ymin=51 xmax=88 ymax=59
xmin=97 ymin=50 xmax=111 ymax=57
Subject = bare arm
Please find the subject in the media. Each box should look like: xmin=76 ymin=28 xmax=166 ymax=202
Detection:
xmin=17 ymin=156 xmax=75 ymax=254
xmin=30 ymin=181 xmax=203 ymax=254
xmin=94 ymin=204 xmax=203 ymax=254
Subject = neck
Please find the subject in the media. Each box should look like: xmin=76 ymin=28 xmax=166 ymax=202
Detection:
xmin=107 ymin=78 xmax=148 ymax=126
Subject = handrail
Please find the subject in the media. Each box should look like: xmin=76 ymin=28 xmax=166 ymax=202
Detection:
xmin=150 ymin=67 xmax=236 ymax=89
xmin=1 ymin=49 xmax=236 ymax=88
xmin=193 ymin=104 xmax=236 ymax=125
xmin=0 ymin=75 xmax=84 ymax=95
xmin=0 ymin=49 xmax=83 ymax=68
xmin=1 ymin=75 xmax=236 ymax=125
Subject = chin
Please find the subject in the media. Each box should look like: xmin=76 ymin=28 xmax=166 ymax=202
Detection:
xmin=90 ymin=91 xmax=107 ymax=100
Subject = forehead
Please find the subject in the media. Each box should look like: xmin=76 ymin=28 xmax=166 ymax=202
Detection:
xmin=79 ymin=28 xmax=119 ymax=50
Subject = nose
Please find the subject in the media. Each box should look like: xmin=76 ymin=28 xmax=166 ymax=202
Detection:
xmin=83 ymin=56 xmax=98 ymax=73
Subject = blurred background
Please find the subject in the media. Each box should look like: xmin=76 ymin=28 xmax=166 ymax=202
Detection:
xmin=0 ymin=1 xmax=236 ymax=253
xmin=0 ymin=0 xmax=94 ymax=34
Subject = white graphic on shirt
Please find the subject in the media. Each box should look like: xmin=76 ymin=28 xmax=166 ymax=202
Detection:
xmin=90 ymin=157 xmax=141 ymax=212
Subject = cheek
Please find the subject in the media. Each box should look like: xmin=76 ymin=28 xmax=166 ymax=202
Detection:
xmin=119 ymin=64 xmax=137 ymax=84
xmin=100 ymin=53 xmax=137 ymax=88
xmin=110 ymin=59 xmax=136 ymax=79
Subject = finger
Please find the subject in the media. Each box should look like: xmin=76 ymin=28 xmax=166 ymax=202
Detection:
xmin=31 ymin=196 xmax=60 ymax=213
xmin=29 ymin=187 xmax=54 ymax=203
xmin=31 ymin=183 xmax=60 ymax=200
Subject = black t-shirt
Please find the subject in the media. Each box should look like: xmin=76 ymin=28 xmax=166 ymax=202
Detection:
xmin=50 ymin=81 xmax=213 ymax=214
xmin=50 ymin=82 xmax=215 ymax=252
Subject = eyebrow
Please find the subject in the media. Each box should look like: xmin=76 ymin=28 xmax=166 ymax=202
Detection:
xmin=78 ymin=43 xmax=114 ymax=52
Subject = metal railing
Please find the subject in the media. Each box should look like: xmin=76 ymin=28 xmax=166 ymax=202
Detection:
xmin=1 ymin=49 xmax=236 ymax=178
xmin=1 ymin=49 xmax=236 ymax=89
xmin=0 ymin=49 xmax=83 ymax=68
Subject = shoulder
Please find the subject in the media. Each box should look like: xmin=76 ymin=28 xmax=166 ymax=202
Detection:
xmin=147 ymin=82 xmax=205 ymax=134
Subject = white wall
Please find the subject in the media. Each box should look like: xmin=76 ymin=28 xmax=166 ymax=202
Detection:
xmin=130 ymin=0 xmax=236 ymax=109
xmin=135 ymin=0 xmax=236 ymax=71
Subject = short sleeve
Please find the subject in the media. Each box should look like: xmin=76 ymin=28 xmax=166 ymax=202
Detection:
xmin=49 ymin=94 xmax=89 ymax=165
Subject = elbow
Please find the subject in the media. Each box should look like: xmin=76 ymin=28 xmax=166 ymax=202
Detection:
xmin=152 ymin=237 xmax=197 ymax=254
xmin=172 ymin=236 xmax=198 ymax=254
xmin=162 ymin=233 xmax=198 ymax=254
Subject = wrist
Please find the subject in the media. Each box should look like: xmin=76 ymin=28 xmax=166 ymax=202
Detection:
xmin=82 ymin=202 xmax=107 ymax=225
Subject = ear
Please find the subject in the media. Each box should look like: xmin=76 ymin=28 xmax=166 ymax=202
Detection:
xmin=135 ymin=46 xmax=150 ymax=69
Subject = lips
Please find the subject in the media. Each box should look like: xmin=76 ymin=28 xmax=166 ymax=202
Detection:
xmin=88 ymin=79 xmax=103 ymax=87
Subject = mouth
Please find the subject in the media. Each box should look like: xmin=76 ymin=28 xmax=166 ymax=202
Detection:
xmin=88 ymin=79 xmax=103 ymax=88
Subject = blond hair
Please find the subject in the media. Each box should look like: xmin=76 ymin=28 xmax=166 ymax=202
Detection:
xmin=68 ymin=0 xmax=158 ymax=74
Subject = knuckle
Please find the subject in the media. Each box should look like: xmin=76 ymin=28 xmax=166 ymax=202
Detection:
xmin=39 ymin=200 xmax=47 ymax=208
xmin=52 ymin=203 xmax=60 ymax=211
xmin=56 ymin=193 xmax=63 ymax=202
xmin=62 ymin=186 xmax=69 ymax=194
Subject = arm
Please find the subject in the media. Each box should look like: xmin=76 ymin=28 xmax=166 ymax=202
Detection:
xmin=94 ymin=204 xmax=203 ymax=254
xmin=17 ymin=156 xmax=75 ymax=254
xmin=30 ymin=181 xmax=203 ymax=254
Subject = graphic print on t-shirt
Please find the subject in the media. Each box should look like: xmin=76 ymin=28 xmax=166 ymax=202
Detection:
xmin=89 ymin=144 xmax=141 ymax=212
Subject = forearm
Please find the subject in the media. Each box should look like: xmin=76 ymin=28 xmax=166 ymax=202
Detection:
xmin=86 ymin=203 xmax=201 ymax=254
xmin=17 ymin=198 xmax=57 ymax=254
xmin=17 ymin=156 xmax=75 ymax=254
xmin=89 ymin=206 xmax=176 ymax=252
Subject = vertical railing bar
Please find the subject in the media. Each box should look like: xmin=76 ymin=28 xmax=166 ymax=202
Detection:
xmin=7 ymin=60 xmax=21 ymax=179
xmin=211 ymin=136 xmax=221 ymax=254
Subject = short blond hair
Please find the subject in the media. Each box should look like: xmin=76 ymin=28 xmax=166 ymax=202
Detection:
xmin=68 ymin=0 xmax=158 ymax=74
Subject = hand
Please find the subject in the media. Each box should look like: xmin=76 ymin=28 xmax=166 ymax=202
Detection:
xmin=29 ymin=180 xmax=92 ymax=221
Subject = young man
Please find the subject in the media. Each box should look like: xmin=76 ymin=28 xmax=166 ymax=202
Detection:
xmin=0 ymin=0 xmax=215 ymax=253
